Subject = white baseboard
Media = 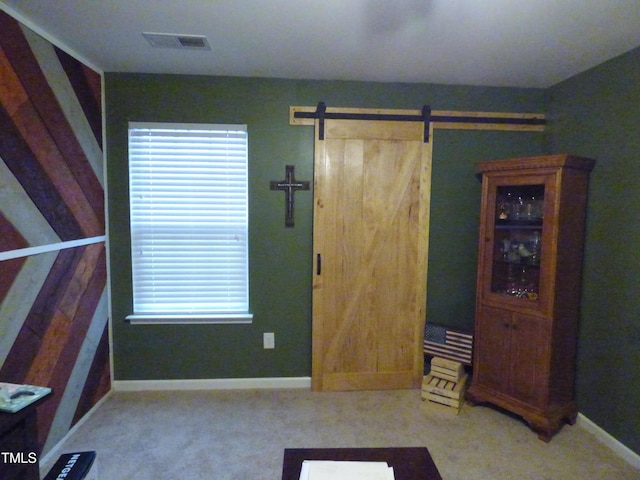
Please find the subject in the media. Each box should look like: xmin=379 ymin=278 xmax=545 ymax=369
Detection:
xmin=113 ymin=376 xmax=312 ymax=392
xmin=577 ymin=413 xmax=640 ymax=469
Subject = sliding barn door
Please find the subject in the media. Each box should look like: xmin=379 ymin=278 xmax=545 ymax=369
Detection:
xmin=312 ymin=115 xmax=433 ymax=391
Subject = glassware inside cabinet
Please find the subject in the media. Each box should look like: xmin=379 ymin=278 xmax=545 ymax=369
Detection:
xmin=491 ymin=185 xmax=544 ymax=300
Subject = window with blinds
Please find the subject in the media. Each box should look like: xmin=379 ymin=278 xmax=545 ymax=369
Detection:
xmin=127 ymin=123 xmax=251 ymax=323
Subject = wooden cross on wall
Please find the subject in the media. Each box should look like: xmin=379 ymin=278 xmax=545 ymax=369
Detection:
xmin=270 ymin=165 xmax=310 ymax=227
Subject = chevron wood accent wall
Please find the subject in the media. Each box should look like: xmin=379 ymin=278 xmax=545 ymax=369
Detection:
xmin=0 ymin=10 xmax=110 ymax=456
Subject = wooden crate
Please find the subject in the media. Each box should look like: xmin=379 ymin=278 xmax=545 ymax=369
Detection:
xmin=430 ymin=357 xmax=465 ymax=382
xmin=421 ymin=373 xmax=468 ymax=414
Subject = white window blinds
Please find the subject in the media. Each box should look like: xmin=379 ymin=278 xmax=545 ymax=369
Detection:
xmin=128 ymin=123 xmax=249 ymax=320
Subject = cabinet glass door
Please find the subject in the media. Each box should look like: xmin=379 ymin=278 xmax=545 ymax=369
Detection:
xmin=491 ymin=184 xmax=544 ymax=300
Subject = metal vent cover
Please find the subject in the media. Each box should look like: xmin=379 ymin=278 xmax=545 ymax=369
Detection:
xmin=142 ymin=32 xmax=211 ymax=50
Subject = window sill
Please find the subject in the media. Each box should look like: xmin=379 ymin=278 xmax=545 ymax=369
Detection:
xmin=125 ymin=313 xmax=253 ymax=325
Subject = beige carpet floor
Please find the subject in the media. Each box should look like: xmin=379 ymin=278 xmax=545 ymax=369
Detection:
xmin=40 ymin=388 xmax=638 ymax=479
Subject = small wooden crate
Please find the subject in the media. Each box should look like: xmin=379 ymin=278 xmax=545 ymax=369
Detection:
xmin=421 ymin=372 xmax=468 ymax=414
xmin=430 ymin=357 xmax=465 ymax=382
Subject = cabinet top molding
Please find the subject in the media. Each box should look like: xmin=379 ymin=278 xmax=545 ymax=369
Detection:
xmin=476 ymin=154 xmax=595 ymax=174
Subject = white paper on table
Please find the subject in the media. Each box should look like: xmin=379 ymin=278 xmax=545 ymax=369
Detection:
xmin=299 ymin=460 xmax=395 ymax=480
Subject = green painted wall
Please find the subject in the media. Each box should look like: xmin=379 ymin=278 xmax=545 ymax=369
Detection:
xmin=106 ymin=74 xmax=545 ymax=382
xmin=547 ymin=47 xmax=640 ymax=455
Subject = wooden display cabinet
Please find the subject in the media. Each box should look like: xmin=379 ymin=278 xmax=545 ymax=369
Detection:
xmin=466 ymin=154 xmax=595 ymax=441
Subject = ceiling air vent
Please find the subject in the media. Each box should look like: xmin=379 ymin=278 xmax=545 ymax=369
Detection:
xmin=142 ymin=32 xmax=211 ymax=50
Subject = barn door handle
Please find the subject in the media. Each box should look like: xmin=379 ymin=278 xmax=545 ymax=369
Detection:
xmin=317 ymin=254 xmax=322 ymax=275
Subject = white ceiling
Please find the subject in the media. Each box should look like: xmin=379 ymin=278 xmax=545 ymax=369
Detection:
xmin=3 ymin=0 xmax=640 ymax=88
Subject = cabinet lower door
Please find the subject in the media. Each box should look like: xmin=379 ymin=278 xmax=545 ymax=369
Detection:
xmin=476 ymin=306 xmax=548 ymax=408
xmin=475 ymin=306 xmax=511 ymax=392
xmin=509 ymin=312 xmax=549 ymax=407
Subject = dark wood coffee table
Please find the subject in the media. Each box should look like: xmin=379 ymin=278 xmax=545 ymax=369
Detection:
xmin=282 ymin=447 xmax=442 ymax=480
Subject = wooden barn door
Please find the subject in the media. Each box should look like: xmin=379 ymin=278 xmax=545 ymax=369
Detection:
xmin=312 ymin=114 xmax=433 ymax=391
